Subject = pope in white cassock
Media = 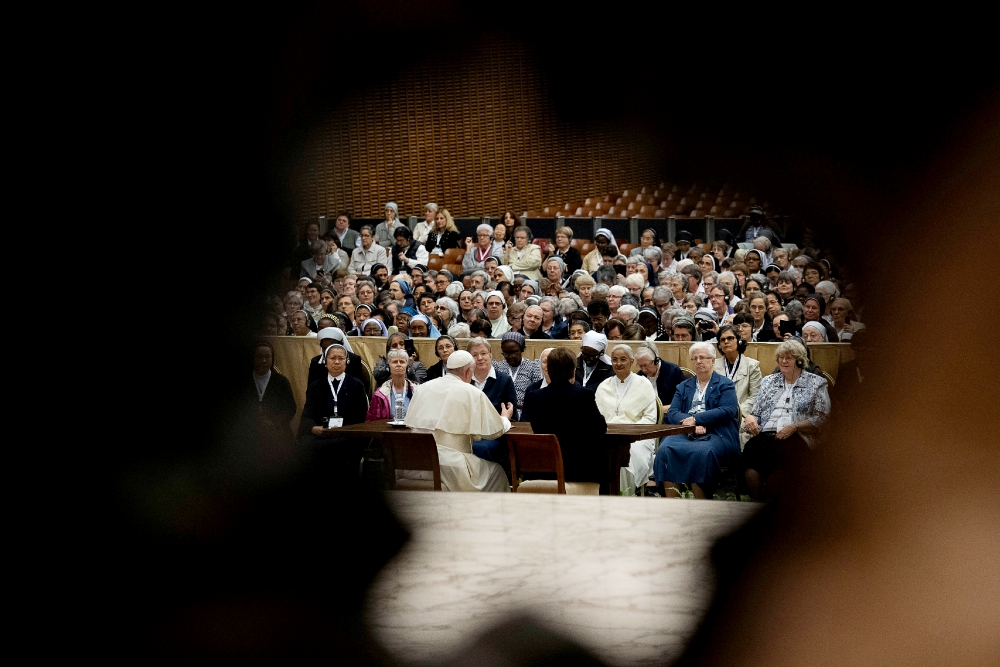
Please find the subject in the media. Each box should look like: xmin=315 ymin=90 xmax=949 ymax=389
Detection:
xmin=404 ymin=350 xmax=514 ymax=492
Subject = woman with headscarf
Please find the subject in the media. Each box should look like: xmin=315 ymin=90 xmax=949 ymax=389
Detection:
xmin=802 ymin=294 xmax=839 ymax=342
xmin=425 ymin=334 xmax=458 ymax=379
xmin=408 ymin=312 xmax=440 ymax=339
xmin=594 ymin=344 xmax=660 ymax=496
xmin=484 ymin=290 xmax=510 ymax=337
xmin=375 ymin=201 xmax=406 ymax=248
xmin=801 ymin=321 xmax=829 ymax=343
xmin=359 ymin=317 xmax=388 ymax=337
xmin=583 ymin=228 xmax=615 ymax=273
xmin=298 ymin=343 xmax=370 ymax=452
xmin=576 ymin=330 xmax=614 ymax=389
xmin=491 ymin=331 xmax=542 ymax=421
xmin=744 ymin=248 xmax=767 ymax=275
xmin=307 ymin=327 xmax=370 ymax=398
xmin=388 ymin=279 xmax=415 ymax=310
xmin=248 ymin=340 xmax=297 ymax=447
xmin=492 ymin=264 xmax=514 ymax=286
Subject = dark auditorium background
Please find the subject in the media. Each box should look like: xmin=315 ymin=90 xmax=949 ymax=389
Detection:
xmin=99 ymin=2 xmax=999 ymax=664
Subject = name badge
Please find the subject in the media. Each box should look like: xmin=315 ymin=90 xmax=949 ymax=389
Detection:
xmin=327 ymin=417 xmax=344 ymax=428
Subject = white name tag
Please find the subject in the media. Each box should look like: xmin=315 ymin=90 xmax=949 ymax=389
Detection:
xmin=327 ymin=418 xmax=344 ymax=428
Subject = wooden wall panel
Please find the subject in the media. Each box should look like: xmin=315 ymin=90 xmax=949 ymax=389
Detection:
xmin=294 ymin=38 xmax=660 ymax=228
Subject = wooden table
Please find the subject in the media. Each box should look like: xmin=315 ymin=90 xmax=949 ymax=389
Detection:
xmin=329 ymin=420 xmax=696 ymax=495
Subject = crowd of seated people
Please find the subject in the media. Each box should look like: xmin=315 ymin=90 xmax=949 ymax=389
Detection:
xmin=255 ymin=201 xmax=862 ymax=498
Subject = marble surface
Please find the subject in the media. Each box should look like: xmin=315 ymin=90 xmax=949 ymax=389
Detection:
xmin=364 ymin=493 xmax=760 ymax=666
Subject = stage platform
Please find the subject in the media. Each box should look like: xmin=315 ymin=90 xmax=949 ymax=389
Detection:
xmin=364 ymin=492 xmax=760 ymax=666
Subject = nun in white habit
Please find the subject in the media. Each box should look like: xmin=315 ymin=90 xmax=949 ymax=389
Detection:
xmin=593 ymin=344 xmax=660 ymax=496
xmin=403 ymin=350 xmax=514 ymax=492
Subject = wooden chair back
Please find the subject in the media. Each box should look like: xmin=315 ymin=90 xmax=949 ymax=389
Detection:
xmin=507 ymin=433 xmax=567 ymax=494
xmin=385 ymin=432 xmax=441 ymax=490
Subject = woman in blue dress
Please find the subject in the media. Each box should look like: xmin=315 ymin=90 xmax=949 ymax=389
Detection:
xmin=654 ymin=341 xmax=740 ymax=498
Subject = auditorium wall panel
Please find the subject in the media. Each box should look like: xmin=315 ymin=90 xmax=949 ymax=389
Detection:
xmin=294 ymin=38 xmax=660 ymax=228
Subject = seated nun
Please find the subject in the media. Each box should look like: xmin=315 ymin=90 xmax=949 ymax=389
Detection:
xmin=594 ymin=344 xmax=661 ymax=496
xmin=307 ymin=327 xmax=371 ymax=399
xmin=575 ymin=330 xmax=615 ymax=390
xmin=247 ymin=340 xmax=296 ymax=448
xmin=298 ymin=344 xmax=370 ymax=467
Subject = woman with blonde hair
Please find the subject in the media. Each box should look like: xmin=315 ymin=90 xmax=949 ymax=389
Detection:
xmin=425 ymin=208 xmax=461 ymax=254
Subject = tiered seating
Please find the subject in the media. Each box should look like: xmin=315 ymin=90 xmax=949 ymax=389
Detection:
xmin=524 ymin=182 xmax=774 ymax=220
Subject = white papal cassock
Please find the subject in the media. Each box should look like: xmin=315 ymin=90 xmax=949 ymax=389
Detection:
xmin=403 ymin=373 xmax=511 ymax=492
xmin=594 ymin=372 xmax=659 ymax=496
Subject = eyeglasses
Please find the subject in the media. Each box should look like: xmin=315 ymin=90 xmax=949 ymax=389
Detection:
xmin=719 ymin=336 xmax=737 ymax=342
xmin=690 ymin=355 xmax=714 ymax=362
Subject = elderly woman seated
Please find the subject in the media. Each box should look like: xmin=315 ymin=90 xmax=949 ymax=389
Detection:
xmin=653 ymin=341 xmax=740 ymax=499
xmin=366 ymin=348 xmax=417 ymax=422
xmin=373 ymin=333 xmax=428 ymax=385
xmin=594 ymin=344 xmax=660 ymax=496
xmin=742 ymin=339 xmax=831 ymax=500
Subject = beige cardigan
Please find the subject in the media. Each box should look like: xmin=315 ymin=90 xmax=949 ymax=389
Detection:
xmin=714 ymin=354 xmax=762 ymax=448
xmin=503 ymin=242 xmax=542 ymax=280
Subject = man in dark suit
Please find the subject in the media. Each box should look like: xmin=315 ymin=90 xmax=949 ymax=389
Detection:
xmin=308 ymin=327 xmax=371 ymax=399
xmin=634 ymin=342 xmax=685 ymax=423
xmin=523 ymin=348 xmax=609 ymax=492
xmin=575 ymin=330 xmax=614 ymax=390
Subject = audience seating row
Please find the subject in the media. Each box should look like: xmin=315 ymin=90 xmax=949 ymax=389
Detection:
xmin=267 ymin=335 xmax=847 ymax=432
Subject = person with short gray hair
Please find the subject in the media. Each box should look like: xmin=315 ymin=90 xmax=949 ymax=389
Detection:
xmin=653 ymin=338 xmax=739 ymax=498
xmin=470 ymin=270 xmax=491 ymax=291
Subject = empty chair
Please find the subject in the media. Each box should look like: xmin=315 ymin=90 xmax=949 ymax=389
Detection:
xmin=443 ymin=247 xmax=464 ymax=264
xmin=709 ymin=205 xmax=724 ymax=216
xmin=620 ymin=242 xmax=639 ymax=255
xmin=639 ymin=205 xmax=657 ymax=216
xmin=690 ymin=208 xmax=705 ymax=218
xmin=386 ymin=432 xmax=442 ymax=491
xmin=653 ymin=209 xmax=667 ymax=218
xmin=621 ymin=189 xmax=634 ymax=198
xmin=571 ymin=238 xmax=591 ymax=250
xmin=427 ymin=255 xmax=445 ymax=271
xmin=639 ymin=186 xmax=651 ymax=194
xmin=507 ymin=433 xmax=599 ymax=495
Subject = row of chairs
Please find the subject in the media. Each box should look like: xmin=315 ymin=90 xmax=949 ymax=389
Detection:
xmin=386 ymin=432 xmax=600 ymax=495
xmin=525 ymin=183 xmax=769 ymax=219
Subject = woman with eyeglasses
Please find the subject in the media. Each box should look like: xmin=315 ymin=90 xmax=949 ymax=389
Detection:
xmin=653 ymin=341 xmax=740 ymax=499
xmin=742 ymin=339 xmax=830 ymax=500
xmin=462 ymin=224 xmax=502 ymax=274
xmin=746 ymin=292 xmax=776 ymax=341
xmin=714 ymin=325 xmax=762 ymax=450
